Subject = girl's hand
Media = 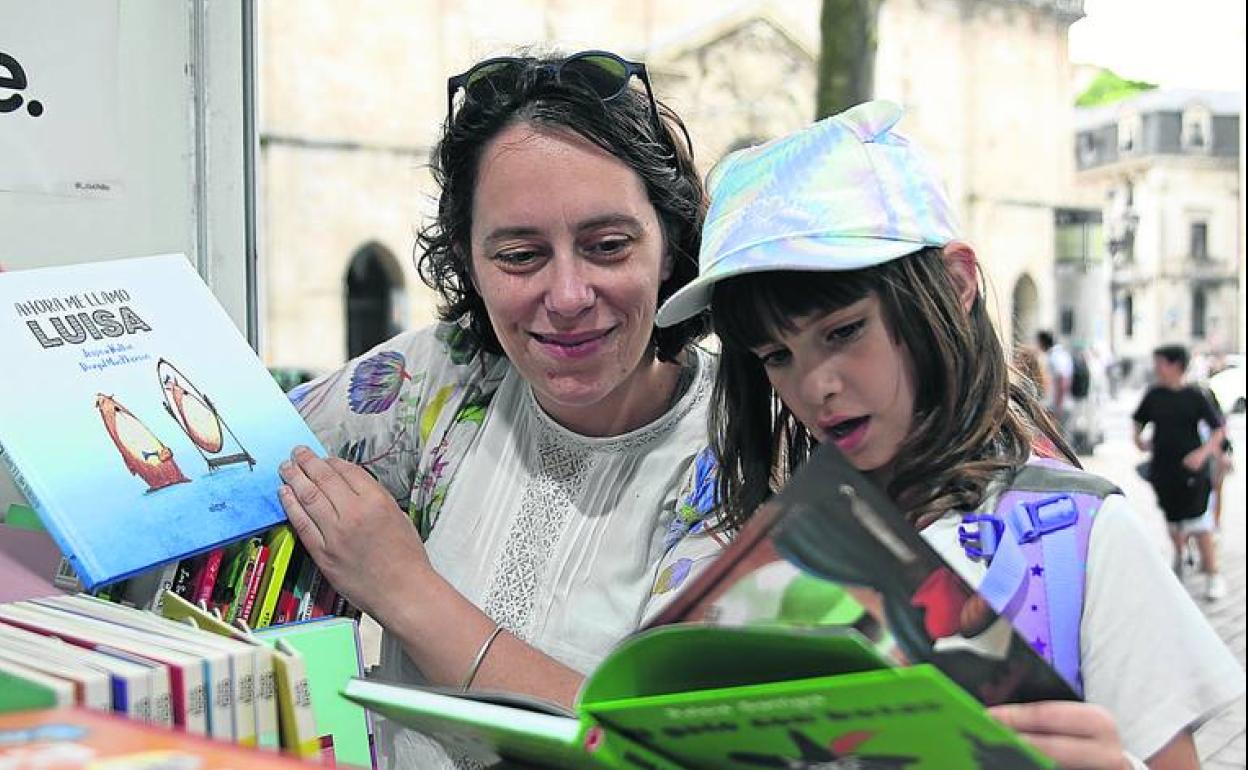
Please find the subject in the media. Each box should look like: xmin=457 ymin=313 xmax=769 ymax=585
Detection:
xmin=278 ymin=445 xmax=429 ymax=621
xmin=988 ymin=702 xmax=1129 ymax=770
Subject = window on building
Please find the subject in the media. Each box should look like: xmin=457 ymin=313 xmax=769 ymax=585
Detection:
xmin=346 ymin=243 xmax=402 ymax=358
xmin=1118 ymin=112 xmax=1141 ymax=154
xmin=1060 ymin=307 xmax=1075 ymax=336
xmin=1076 ymin=133 xmax=1097 ymax=166
xmin=1182 ymin=104 xmax=1212 ymax=152
xmin=1190 ymin=221 xmax=1208 ymax=260
xmin=1124 ymin=293 xmax=1134 ymax=338
xmin=1192 ymin=288 xmax=1207 ymax=338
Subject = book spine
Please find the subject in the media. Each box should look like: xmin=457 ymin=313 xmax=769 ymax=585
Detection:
xmin=270 ymin=643 xmax=320 ymax=759
xmin=252 ymin=645 xmax=281 ymax=750
xmin=211 ymin=544 xmax=249 ymax=616
xmin=296 ymin=568 xmax=323 ymax=622
xmin=310 ymin=575 xmax=336 ymax=619
xmin=144 ymin=560 xmax=185 ymax=613
xmin=238 ymin=545 xmax=270 ymax=627
xmin=0 ymin=436 xmax=97 ymax=588
xmin=331 ymin=592 xmax=348 ymax=618
xmin=253 ymin=528 xmax=296 ymax=629
xmin=191 ymin=548 xmax=225 ymax=606
xmin=225 ymin=539 xmax=262 ymax=624
xmin=170 ymin=557 xmax=199 ymax=599
xmin=273 ymin=588 xmax=298 ymax=627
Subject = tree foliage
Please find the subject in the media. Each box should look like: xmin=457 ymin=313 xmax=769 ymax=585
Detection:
xmin=1075 ymin=68 xmax=1157 ymax=108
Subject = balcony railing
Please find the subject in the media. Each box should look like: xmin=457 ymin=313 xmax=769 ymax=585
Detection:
xmin=1004 ymin=0 xmax=1084 ymax=20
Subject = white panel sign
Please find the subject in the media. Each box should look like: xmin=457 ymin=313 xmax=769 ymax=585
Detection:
xmin=0 ymin=0 xmax=121 ymax=197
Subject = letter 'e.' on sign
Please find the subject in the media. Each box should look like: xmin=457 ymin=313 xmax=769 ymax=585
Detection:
xmin=0 ymin=0 xmax=122 ymax=197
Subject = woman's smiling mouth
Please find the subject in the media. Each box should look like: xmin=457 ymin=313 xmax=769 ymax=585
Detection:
xmin=530 ymin=327 xmax=616 ymax=359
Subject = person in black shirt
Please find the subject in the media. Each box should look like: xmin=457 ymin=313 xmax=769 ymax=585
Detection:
xmin=1133 ymin=344 xmax=1228 ymax=600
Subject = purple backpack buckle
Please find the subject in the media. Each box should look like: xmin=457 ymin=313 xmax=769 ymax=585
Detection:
xmin=959 ymin=513 xmax=1006 ymax=560
xmin=1009 ymin=494 xmax=1077 ymax=544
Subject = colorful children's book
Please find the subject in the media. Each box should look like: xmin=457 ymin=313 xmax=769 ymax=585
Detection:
xmin=0 ymin=707 xmax=327 ymax=769
xmin=344 ymin=624 xmax=1054 ymax=770
xmin=343 ymin=444 xmax=1080 ymax=769
xmin=0 ymin=254 xmax=326 ymax=589
xmin=252 ymin=526 xmax=297 ymax=628
xmin=649 ymin=442 xmax=1079 ymax=708
xmin=254 ymin=616 xmax=375 ymax=768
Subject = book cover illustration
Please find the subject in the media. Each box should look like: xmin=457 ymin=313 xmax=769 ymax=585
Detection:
xmin=345 ymin=624 xmax=1053 ymax=770
xmin=651 ymin=442 xmax=1079 ymax=708
xmin=0 ymin=254 xmax=325 ymax=589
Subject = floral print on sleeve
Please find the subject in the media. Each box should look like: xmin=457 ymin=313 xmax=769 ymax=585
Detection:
xmin=291 ymin=323 xmax=506 ymax=538
xmin=642 ymin=448 xmax=724 ymax=622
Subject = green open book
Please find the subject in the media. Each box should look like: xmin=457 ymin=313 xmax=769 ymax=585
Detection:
xmin=343 ymin=624 xmax=1052 ymax=769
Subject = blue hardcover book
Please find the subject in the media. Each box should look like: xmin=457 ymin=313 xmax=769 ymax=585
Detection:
xmin=0 ymin=254 xmax=325 ymax=589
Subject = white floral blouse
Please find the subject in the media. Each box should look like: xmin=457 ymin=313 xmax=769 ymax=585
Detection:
xmin=289 ymin=321 xmax=719 ymax=672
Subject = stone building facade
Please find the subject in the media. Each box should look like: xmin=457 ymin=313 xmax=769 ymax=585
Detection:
xmin=1073 ymin=89 xmax=1242 ymax=379
xmin=258 ymin=0 xmax=1085 ymax=372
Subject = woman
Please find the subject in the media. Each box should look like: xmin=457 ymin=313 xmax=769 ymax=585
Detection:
xmin=277 ymin=50 xmax=715 ymax=766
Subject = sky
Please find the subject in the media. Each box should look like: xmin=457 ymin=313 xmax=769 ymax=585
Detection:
xmin=1068 ymin=0 xmax=1245 ymax=93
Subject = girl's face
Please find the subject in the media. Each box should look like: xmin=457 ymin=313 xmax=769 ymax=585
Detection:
xmin=750 ymin=294 xmax=917 ymax=479
xmin=468 ymin=124 xmax=673 ymax=434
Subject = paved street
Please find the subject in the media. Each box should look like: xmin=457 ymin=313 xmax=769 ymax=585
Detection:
xmin=1081 ymin=389 xmax=1246 ymax=768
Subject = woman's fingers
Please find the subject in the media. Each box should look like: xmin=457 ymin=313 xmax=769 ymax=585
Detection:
xmin=280 ymin=484 xmax=326 ymax=553
xmin=279 ymin=450 xmax=340 ymax=523
xmin=288 ymin=446 xmax=359 ymax=511
xmin=326 ymin=456 xmax=382 ymax=497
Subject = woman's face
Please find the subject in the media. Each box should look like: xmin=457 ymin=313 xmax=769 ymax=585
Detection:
xmin=468 ymin=123 xmax=672 ymax=431
xmin=749 ymin=294 xmax=917 ymax=479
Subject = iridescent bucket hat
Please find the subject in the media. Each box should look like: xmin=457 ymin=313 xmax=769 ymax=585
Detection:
xmin=656 ymin=100 xmax=960 ymax=327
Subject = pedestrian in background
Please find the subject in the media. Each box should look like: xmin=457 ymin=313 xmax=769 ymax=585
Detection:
xmin=1036 ymin=330 xmax=1073 ymax=442
xmin=1133 ymin=344 xmax=1228 ymax=601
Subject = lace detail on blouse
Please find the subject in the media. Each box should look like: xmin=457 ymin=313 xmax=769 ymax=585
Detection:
xmin=480 ymin=351 xmax=712 ymax=640
xmin=480 ymin=419 xmax=595 ymax=641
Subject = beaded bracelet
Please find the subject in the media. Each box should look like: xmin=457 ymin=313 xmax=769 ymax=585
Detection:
xmin=460 ymin=623 xmax=505 ymax=692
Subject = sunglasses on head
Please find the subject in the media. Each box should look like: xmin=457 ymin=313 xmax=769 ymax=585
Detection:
xmin=446 ymin=50 xmax=683 ymax=150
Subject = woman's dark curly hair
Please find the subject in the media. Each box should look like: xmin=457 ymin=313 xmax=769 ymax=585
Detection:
xmin=416 ymin=51 xmax=709 ymax=362
xmin=709 ymin=248 xmax=1078 ymax=532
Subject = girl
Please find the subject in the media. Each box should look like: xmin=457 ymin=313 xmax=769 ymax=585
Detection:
xmin=652 ymin=101 xmax=1242 ymax=770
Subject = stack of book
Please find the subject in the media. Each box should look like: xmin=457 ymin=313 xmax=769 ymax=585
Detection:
xmin=0 ymin=591 xmax=374 ymax=766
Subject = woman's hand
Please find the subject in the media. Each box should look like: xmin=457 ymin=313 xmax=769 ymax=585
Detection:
xmin=278 ymin=445 xmax=429 ymax=621
xmin=988 ymin=702 xmax=1129 ymax=770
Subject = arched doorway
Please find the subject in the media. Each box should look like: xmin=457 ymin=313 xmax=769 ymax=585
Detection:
xmin=1011 ymin=274 xmax=1039 ymax=346
xmin=345 ymin=243 xmax=404 ymax=358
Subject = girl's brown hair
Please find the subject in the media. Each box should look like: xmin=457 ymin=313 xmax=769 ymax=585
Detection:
xmin=709 ymin=246 xmax=1076 ymax=532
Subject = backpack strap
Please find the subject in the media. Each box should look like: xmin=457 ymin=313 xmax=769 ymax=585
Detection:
xmin=958 ymin=460 xmax=1119 ymax=696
